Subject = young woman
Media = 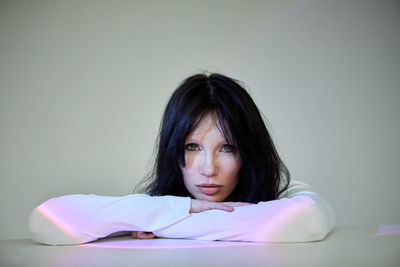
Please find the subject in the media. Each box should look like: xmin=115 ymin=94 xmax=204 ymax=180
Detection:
xmin=29 ymin=73 xmax=335 ymax=245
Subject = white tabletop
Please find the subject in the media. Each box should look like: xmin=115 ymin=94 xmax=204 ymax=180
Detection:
xmin=1 ymin=226 xmax=399 ymax=267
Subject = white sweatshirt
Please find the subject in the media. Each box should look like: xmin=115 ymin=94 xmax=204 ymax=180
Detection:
xmin=29 ymin=180 xmax=335 ymax=245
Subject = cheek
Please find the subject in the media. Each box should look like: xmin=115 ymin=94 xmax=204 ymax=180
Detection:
xmin=181 ymin=153 xmax=197 ymax=182
xmin=227 ymin=160 xmax=241 ymax=189
xmin=183 ymin=153 xmax=194 ymax=170
xmin=221 ymin=156 xmax=242 ymax=178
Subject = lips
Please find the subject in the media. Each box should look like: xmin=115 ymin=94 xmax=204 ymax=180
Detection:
xmin=196 ymin=184 xmax=222 ymax=195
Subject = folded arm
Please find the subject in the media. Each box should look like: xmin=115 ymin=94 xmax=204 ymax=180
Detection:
xmin=154 ymin=181 xmax=335 ymax=242
xmin=29 ymin=181 xmax=335 ymax=245
xmin=29 ymin=194 xmax=191 ymax=245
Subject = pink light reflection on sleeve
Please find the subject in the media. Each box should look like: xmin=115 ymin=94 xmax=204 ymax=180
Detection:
xmin=35 ymin=204 xmax=77 ymax=238
xmin=255 ymin=195 xmax=324 ymax=242
xmin=31 ymin=203 xmax=94 ymax=245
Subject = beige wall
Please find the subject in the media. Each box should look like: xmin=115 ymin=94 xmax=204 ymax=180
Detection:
xmin=1 ymin=0 xmax=399 ymax=239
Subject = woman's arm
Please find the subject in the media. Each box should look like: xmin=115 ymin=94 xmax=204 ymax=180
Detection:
xmin=30 ymin=181 xmax=334 ymax=244
xmin=29 ymin=193 xmax=239 ymax=245
xmin=154 ymin=181 xmax=335 ymax=242
xmin=29 ymin=194 xmax=192 ymax=245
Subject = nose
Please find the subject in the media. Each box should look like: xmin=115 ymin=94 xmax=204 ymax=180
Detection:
xmin=200 ymin=153 xmax=219 ymax=177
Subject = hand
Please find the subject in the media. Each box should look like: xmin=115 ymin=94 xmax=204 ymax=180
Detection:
xmin=190 ymin=199 xmax=254 ymax=213
xmin=131 ymin=231 xmax=156 ymax=239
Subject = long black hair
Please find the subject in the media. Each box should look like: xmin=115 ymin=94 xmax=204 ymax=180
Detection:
xmin=137 ymin=73 xmax=290 ymax=203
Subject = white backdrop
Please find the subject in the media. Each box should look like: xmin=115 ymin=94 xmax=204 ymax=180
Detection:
xmin=1 ymin=0 xmax=399 ymax=239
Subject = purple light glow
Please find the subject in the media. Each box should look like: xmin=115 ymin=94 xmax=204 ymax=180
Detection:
xmin=374 ymin=225 xmax=400 ymax=237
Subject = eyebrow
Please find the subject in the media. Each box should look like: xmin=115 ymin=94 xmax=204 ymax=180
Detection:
xmin=184 ymin=137 xmax=230 ymax=145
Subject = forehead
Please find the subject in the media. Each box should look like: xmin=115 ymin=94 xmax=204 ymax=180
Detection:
xmin=186 ymin=114 xmax=226 ymax=141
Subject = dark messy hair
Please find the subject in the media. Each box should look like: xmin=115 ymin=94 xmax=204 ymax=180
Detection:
xmin=137 ymin=73 xmax=290 ymax=203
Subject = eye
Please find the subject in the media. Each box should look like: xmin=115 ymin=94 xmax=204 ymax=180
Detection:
xmin=185 ymin=143 xmax=200 ymax=151
xmin=221 ymin=144 xmax=235 ymax=153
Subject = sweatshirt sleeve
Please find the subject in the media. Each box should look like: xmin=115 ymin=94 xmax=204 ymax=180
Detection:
xmin=29 ymin=194 xmax=191 ymax=245
xmin=154 ymin=180 xmax=335 ymax=242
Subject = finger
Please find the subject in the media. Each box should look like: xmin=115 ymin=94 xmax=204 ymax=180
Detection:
xmin=190 ymin=199 xmax=236 ymax=213
xmin=147 ymin=232 xmax=156 ymax=239
xmin=223 ymin=202 xmax=255 ymax=207
xmin=131 ymin=231 xmax=138 ymax=239
xmin=137 ymin=231 xmax=156 ymax=239
xmin=209 ymin=202 xmax=234 ymax=212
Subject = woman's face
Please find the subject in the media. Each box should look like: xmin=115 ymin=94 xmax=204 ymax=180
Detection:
xmin=181 ymin=114 xmax=242 ymax=202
